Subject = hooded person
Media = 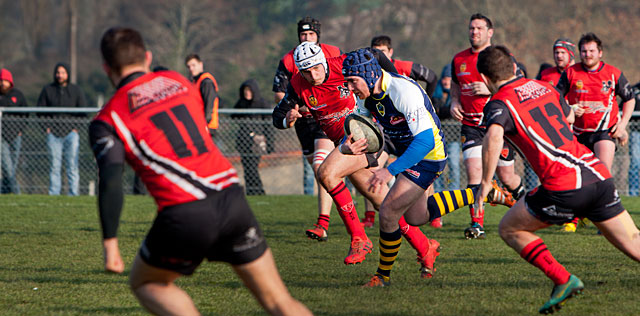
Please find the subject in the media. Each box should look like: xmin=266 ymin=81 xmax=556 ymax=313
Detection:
xmin=36 ymin=62 xmax=87 ymax=196
xmin=233 ymin=79 xmax=271 ymax=195
xmin=0 ymin=68 xmax=28 ymax=194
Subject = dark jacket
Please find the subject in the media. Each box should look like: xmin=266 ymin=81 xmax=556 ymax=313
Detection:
xmin=36 ymin=63 xmax=87 ymax=135
xmin=233 ymin=79 xmax=272 ymax=154
xmin=0 ymin=87 xmax=28 ymax=140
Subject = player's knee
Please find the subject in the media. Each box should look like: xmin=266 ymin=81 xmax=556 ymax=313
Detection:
xmin=497 ymin=219 xmax=515 ymax=242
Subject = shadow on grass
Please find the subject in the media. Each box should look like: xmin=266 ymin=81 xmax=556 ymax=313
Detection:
xmin=51 ymin=306 xmax=141 ymax=314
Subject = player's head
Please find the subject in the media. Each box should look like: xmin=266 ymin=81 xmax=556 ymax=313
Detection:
xmin=185 ymin=53 xmax=204 ymax=77
xmin=370 ymin=35 xmax=393 ymax=60
xmin=578 ymin=32 xmax=603 ymax=69
xmin=553 ymin=38 xmax=576 ymax=69
xmin=477 ymin=45 xmax=517 ymax=93
xmin=100 ymin=27 xmax=150 ymax=82
xmin=298 ymin=16 xmax=321 ymax=44
xmin=342 ymin=48 xmax=382 ymax=99
xmin=468 ymin=13 xmax=493 ymax=50
xmin=294 ymin=42 xmax=327 ymax=85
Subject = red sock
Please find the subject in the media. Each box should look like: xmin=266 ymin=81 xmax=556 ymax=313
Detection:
xmin=520 ymin=238 xmax=570 ymax=285
xmin=317 ymin=214 xmax=330 ymax=231
xmin=328 ymin=182 xmax=366 ymax=238
xmin=398 ymin=216 xmax=429 ymax=257
xmin=469 ymin=204 xmax=484 ymax=226
xmin=364 ymin=210 xmax=376 ymax=221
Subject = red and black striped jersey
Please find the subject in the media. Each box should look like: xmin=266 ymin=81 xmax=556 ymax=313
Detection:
xmin=452 ymin=48 xmax=489 ymax=127
xmin=287 ymin=55 xmax=356 ymax=142
xmin=484 ymin=77 xmax=611 ymax=191
xmin=537 ymin=66 xmax=563 ymax=87
xmin=92 ymin=71 xmax=238 ymax=210
xmin=556 ymin=62 xmax=634 ymax=134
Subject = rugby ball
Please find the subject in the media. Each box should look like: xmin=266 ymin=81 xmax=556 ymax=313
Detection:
xmin=343 ymin=114 xmax=383 ymax=154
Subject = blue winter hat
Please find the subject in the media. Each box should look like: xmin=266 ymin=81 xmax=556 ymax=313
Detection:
xmin=342 ymin=48 xmax=382 ymax=91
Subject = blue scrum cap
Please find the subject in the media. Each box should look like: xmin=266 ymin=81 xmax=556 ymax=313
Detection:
xmin=342 ymin=48 xmax=382 ymax=91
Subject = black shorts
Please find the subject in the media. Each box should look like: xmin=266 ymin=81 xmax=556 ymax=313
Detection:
xmin=460 ymin=124 xmax=515 ymax=161
xmin=140 ymin=185 xmax=268 ymax=275
xmin=294 ymin=117 xmax=329 ymax=156
xmin=576 ymin=130 xmax=613 ymax=152
xmin=524 ymin=178 xmax=624 ymax=225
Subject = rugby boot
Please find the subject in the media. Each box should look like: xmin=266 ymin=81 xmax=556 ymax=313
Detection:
xmin=539 ymin=275 xmax=584 ymax=314
xmin=486 ymin=180 xmax=517 ymax=207
xmin=429 ymin=217 xmax=443 ymax=228
xmin=561 ymin=222 xmax=577 ymax=233
xmin=417 ymin=239 xmax=441 ymax=279
xmin=344 ymin=236 xmax=373 ymax=265
xmin=464 ymin=222 xmax=486 ymax=239
xmin=362 ymin=274 xmax=389 ymax=287
xmin=305 ymin=224 xmax=328 ymax=241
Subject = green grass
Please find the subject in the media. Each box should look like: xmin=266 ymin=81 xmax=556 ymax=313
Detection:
xmin=0 ymin=194 xmax=639 ymax=315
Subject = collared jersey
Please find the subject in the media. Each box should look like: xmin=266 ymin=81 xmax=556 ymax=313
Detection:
xmin=452 ymin=48 xmax=489 ymax=127
xmin=484 ymin=77 xmax=611 ymax=191
xmin=538 ymin=66 xmax=563 ymax=87
xmin=556 ymin=62 xmax=634 ymax=134
xmin=287 ymin=55 xmax=356 ymax=142
xmin=92 ymin=71 xmax=238 ymax=210
xmin=357 ymin=70 xmax=446 ymax=162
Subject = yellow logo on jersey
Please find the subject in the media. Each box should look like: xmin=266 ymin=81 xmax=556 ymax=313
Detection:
xmin=460 ymin=63 xmax=467 ymax=73
xmin=308 ymin=95 xmax=318 ymax=107
xmin=576 ymin=80 xmax=583 ymax=89
xmin=376 ymin=102 xmax=385 ymax=116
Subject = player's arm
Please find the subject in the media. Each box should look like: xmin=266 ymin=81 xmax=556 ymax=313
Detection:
xmin=273 ymin=60 xmax=291 ymax=103
xmin=89 ymin=119 xmax=126 ymax=273
xmin=272 ymin=83 xmax=302 ymax=129
xmin=410 ymin=63 xmax=438 ymax=97
xmin=611 ymin=73 xmax=636 ymax=144
xmin=475 ymin=100 xmax=513 ymax=211
xmin=200 ymin=78 xmax=219 ymax=124
xmin=386 ymin=89 xmax=435 ymax=176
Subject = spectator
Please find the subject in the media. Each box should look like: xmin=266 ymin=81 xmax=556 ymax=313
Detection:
xmin=37 ymin=62 xmax=87 ymax=196
xmin=185 ymin=54 xmax=219 ymax=138
xmin=233 ymin=79 xmax=271 ymax=195
xmin=0 ymin=68 xmax=27 ymax=194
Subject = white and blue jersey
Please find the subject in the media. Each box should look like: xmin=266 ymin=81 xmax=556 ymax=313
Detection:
xmin=356 ymin=70 xmax=447 ymax=186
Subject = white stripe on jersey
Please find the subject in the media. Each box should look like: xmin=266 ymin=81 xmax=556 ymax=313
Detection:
xmin=504 ymin=100 xmax=607 ymax=189
xmin=111 ymin=111 xmax=238 ymax=198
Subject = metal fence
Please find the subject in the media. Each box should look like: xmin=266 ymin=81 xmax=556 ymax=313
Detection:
xmin=1 ymin=107 xmax=639 ymax=196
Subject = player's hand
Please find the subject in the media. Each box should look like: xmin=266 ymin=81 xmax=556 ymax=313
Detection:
xmin=470 ymin=81 xmax=491 ymax=96
xmin=286 ymin=104 xmax=302 ymax=128
xmin=368 ymin=168 xmax=392 ymax=193
xmin=450 ymin=102 xmax=464 ymax=122
xmin=571 ymin=104 xmax=585 ymax=117
xmin=612 ymin=125 xmax=629 ymax=146
xmin=473 ymin=181 xmax=493 ymax=216
xmin=341 ymin=134 xmax=368 ymax=155
xmin=103 ymin=237 xmax=125 ymax=274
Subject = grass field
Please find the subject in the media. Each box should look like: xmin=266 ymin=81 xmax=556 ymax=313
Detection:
xmin=0 ymin=194 xmax=639 ymax=315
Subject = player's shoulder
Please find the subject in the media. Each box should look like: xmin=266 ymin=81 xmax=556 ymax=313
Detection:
xmin=600 ymin=62 xmax=622 ymax=76
xmin=385 ymin=72 xmax=424 ymax=105
xmin=319 ymin=43 xmax=341 ymax=57
xmin=453 ymin=48 xmax=472 ymax=60
xmin=540 ymin=67 xmax=557 ymax=78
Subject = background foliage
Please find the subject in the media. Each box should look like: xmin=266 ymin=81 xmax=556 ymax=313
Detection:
xmin=1 ymin=0 xmax=639 ymax=107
